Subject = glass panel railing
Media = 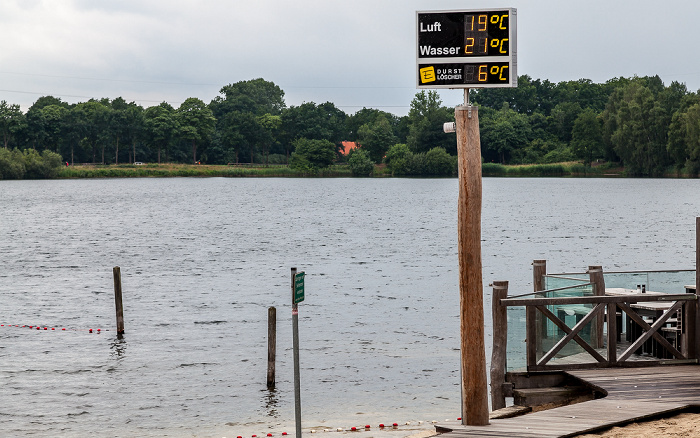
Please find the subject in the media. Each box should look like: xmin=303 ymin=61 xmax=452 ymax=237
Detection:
xmin=506 ymin=306 xmax=526 ymax=372
xmin=548 ymin=270 xmax=696 ymax=294
xmin=505 ymin=270 xmax=695 ymax=370
xmin=544 ymin=274 xmax=588 ymax=291
xmin=602 ymin=270 xmax=695 ymax=294
xmin=539 ymin=282 xmax=597 ymax=365
xmin=505 ymin=281 xmax=597 ymax=370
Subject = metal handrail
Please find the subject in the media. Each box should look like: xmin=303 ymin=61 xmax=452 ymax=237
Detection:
xmin=504 ymin=283 xmax=594 ymax=300
xmin=543 ymin=274 xmax=591 ymax=282
xmin=551 ymin=269 xmax=695 ymax=276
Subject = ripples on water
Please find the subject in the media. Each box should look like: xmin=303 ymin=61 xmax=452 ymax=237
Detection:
xmin=1 ymin=177 xmax=698 ymax=437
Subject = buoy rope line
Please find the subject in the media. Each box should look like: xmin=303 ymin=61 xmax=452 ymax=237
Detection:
xmin=0 ymin=324 xmax=107 ymax=333
xmin=230 ymin=419 xmax=462 ymax=438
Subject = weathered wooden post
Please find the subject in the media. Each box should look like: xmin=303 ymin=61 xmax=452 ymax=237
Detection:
xmin=533 ymin=260 xmax=547 ymax=359
xmin=267 ymin=306 xmax=277 ymax=389
xmin=588 ymin=266 xmax=605 ymax=349
xmin=533 ymin=260 xmax=546 ymax=292
xmin=490 ymin=281 xmax=509 ymax=411
xmin=690 ymin=217 xmax=700 ymax=360
xmin=113 ymin=266 xmax=125 ymax=336
xmin=455 ymin=100 xmax=489 ymax=426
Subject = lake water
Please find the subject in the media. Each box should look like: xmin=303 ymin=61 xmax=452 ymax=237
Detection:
xmin=1 ymin=177 xmax=699 ymax=437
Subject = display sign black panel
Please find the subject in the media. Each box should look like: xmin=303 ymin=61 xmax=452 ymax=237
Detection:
xmin=416 ymin=8 xmax=517 ymax=89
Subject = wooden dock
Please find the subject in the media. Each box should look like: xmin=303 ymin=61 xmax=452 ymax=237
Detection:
xmin=437 ymin=365 xmax=700 ymax=437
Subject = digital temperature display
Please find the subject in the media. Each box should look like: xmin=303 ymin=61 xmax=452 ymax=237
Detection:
xmin=416 ymin=8 xmax=517 ymax=89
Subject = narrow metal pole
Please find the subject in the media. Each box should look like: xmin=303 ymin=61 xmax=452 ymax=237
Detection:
xmin=267 ymin=306 xmax=277 ymax=389
xmin=113 ymin=266 xmax=125 ymax=336
xmin=291 ymin=267 xmax=302 ymax=438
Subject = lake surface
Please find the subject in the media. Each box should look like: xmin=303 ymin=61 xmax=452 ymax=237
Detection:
xmin=1 ymin=177 xmax=699 ymax=437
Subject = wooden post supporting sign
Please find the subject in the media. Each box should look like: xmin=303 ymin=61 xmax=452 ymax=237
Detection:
xmin=455 ymin=102 xmax=489 ymax=426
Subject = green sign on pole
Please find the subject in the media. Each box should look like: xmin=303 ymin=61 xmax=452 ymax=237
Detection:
xmin=293 ymin=272 xmax=305 ymax=304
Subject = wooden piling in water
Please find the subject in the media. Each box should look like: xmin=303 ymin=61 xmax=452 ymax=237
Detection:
xmin=455 ymin=103 xmax=489 ymax=426
xmin=113 ymin=266 xmax=125 ymax=335
xmin=267 ymin=306 xmax=277 ymax=389
xmin=490 ymin=281 xmax=509 ymax=411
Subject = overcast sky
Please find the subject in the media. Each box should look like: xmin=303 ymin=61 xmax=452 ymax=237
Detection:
xmin=1 ymin=0 xmax=699 ymax=115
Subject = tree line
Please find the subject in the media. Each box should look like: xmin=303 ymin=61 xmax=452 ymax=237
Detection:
xmin=1 ymin=74 xmax=699 ymax=177
xmin=473 ymin=74 xmax=700 ymax=176
xmin=0 ymin=78 xmax=455 ymax=174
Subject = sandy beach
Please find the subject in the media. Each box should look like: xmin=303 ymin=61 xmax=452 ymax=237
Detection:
xmin=575 ymin=412 xmax=700 ymax=437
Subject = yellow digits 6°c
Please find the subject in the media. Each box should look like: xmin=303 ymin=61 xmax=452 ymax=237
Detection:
xmin=490 ymin=65 xmax=509 ymax=81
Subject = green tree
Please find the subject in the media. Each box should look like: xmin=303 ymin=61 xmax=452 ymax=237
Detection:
xmin=424 ymin=147 xmax=456 ymax=175
xmin=123 ymin=103 xmax=145 ymax=163
xmin=75 ymin=100 xmax=111 ymax=163
xmin=22 ymin=148 xmax=62 ymax=178
xmin=0 ymin=100 xmax=26 ymax=149
xmin=256 ymin=113 xmax=282 ymax=165
xmin=280 ymin=102 xmax=347 ymax=160
xmin=177 ymin=97 xmax=216 ymax=164
xmin=356 ymin=115 xmax=396 ymax=162
xmin=480 ymin=103 xmax=532 ymax=164
xmin=550 ymin=101 xmax=582 ymax=143
xmin=63 ymin=105 xmax=89 ymax=165
xmin=30 ymin=96 xmax=69 ymax=111
xmin=210 ymin=79 xmax=286 ymax=164
xmin=384 ymin=143 xmax=413 ymax=175
xmin=211 ymin=78 xmax=285 ymax=117
xmin=218 ymin=110 xmax=259 ymax=163
xmin=406 ymin=91 xmax=455 ymax=154
xmin=347 ymin=148 xmax=374 ymax=176
xmin=570 ymin=108 xmax=604 ymax=166
xmin=109 ymin=97 xmax=129 ymax=164
xmin=346 ymin=108 xmax=400 ymax=141
xmin=41 ymin=105 xmax=69 ymax=154
xmin=602 ymin=80 xmax=670 ymax=175
xmin=144 ymin=103 xmax=179 ymax=163
xmin=669 ymin=102 xmax=700 ymax=174
xmin=0 ymin=148 xmax=25 ymax=179
xmin=289 ymin=138 xmax=336 ymax=172
xmin=25 ymin=106 xmax=47 ymax=150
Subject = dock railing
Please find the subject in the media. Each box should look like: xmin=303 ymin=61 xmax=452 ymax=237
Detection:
xmin=489 ymin=266 xmax=700 ymax=411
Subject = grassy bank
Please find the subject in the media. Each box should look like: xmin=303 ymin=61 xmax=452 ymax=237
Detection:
xmin=482 ymin=162 xmax=624 ymax=177
xmin=57 ymin=163 xmax=354 ymax=178
xmin=55 ymin=161 xmax=630 ymax=179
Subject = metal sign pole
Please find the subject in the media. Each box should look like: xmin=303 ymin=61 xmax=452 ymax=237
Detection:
xmin=291 ymin=267 xmax=302 ymax=438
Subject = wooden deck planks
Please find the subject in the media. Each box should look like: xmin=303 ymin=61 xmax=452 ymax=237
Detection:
xmin=438 ymin=365 xmax=700 ymax=438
